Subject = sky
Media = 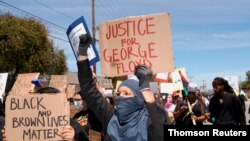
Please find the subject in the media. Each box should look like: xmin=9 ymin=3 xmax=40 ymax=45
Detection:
xmin=0 ymin=0 xmax=250 ymax=90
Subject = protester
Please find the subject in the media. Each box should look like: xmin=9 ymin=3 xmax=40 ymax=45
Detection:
xmin=164 ymin=94 xmax=176 ymax=124
xmin=238 ymin=90 xmax=247 ymax=112
xmin=174 ymin=87 xmax=207 ymax=125
xmin=188 ymin=83 xmax=209 ymax=107
xmin=76 ymin=34 xmax=166 ymax=141
xmin=71 ymin=93 xmax=89 ymax=126
xmin=37 ymin=87 xmax=89 ymax=141
xmin=72 ymin=91 xmax=104 ymax=140
xmin=1 ymin=86 xmax=89 ymax=141
xmin=209 ymin=77 xmax=246 ymax=125
xmin=164 ymin=94 xmax=176 ymax=112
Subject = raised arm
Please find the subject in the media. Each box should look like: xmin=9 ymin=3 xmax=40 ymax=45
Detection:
xmin=134 ymin=65 xmax=166 ymax=141
xmin=77 ymin=34 xmax=114 ymax=131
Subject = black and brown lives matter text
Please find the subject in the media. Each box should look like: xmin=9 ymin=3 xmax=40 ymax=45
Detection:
xmin=9 ymin=96 xmax=69 ymax=140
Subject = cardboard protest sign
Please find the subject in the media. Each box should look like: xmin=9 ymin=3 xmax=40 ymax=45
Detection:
xmin=160 ymin=83 xmax=174 ymax=94
xmin=175 ymin=68 xmax=187 ymax=79
xmin=172 ymin=68 xmax=187 ymax=91
xmin=99 ymin=12 xmax=174 ymax=77
xmin=154 ymin=72 xmax=171 ymax=82
xmin=171 ymin=71 xmax=183 ymax=91
xmin=49 ymin=75 xmax=68 ymax=93
xmin=10 ymin=73 xmax=40 ymax=95
xmin=66 ymin=16 xmax=100 ymax=65
xmin=5 ymin=93 xmax=69 ymax=141
xmin=96 ymin=76 xmax=113 ymax=89
xmin=0 ymin=73 xmax=8 ymax=100
xmin=66 ymin=84 xmax=76 ymax=98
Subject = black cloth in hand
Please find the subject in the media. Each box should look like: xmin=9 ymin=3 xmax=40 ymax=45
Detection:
xmin=134 ymin=65 xmax=153 ymax=91
xmin=79 ymin=33 xmax=92 ymax=56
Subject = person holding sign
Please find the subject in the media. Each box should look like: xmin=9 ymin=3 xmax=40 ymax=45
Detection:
xmin=37 ymin=87 xmax=90 ymax=141
xmin=76 ymin=34 xmax=166 ymax=141
xmin=2 ymin=86 xmax=89 ymax=141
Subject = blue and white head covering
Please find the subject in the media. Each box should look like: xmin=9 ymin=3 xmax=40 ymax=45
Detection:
xmin=107 ymin=79 xmax=148 ymax=141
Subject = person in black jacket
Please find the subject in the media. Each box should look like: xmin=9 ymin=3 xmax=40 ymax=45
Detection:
xmin=76 ymin=34 xmax=166 ymax=141
xmin=209 ymin=77 xmax=246 ymax=125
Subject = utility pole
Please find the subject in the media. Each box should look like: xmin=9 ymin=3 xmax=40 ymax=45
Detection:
xmin=186 ymin=71 xmax=192 ymax=82
xmin=92 ymin=0 xmax=96 ymax=73
xmin=188 ymin=76 xmax=193 ymax=83
xmin=201 ymin=80 xmax=206 ymax=91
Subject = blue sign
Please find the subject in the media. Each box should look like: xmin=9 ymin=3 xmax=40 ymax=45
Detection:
xmin=66 ymin=16 xmax=99 ymax=65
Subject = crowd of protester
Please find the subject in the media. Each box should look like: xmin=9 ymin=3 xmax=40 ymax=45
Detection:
xmin=0 ymin=33 xmax=249 ymax=141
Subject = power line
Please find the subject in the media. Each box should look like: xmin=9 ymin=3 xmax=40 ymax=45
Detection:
xmin=0 ymin=0 xmax=67 ymax=31
xmin=32 ymin=0 xmax=75 ymax=20
xmin=109 ymin=0 xmax=127 ymax=18
xmin=97 ymin=0 xmax=117 ymax=20
xmin=101 ymin=0 xmax=121 ymax=19
xmin=48 ymin=35 xmax=69 ymax=43
xmin=83 ymin=0 xmax=92 ymax=8
xmin=0 ymin=3 xmax=29 ymax=17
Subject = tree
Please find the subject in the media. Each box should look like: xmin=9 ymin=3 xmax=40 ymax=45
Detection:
xmin=0 ymin=13 xmax=68 ymax=93
xmin=246 ymin=71 xmax=250 ymax=81
xmin=239 ymin=71 xmax=250 ymax=90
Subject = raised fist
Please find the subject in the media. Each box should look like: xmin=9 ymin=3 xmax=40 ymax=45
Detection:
xmin=78 ymin=33 xmax=92 ymax=56
xmin=134 ymin=65 xmax=153 ymax=91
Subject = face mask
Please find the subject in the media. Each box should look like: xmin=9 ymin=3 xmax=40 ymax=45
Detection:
xmin=73 ymin=100 xmax=83 ymax=110
xmin=115 ymin=96 xmax=143 ymax=124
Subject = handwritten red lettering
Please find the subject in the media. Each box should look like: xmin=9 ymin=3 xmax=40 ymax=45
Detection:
xmin=146 ymin=18 xmax=155 ymax=34
xmin=103 ymin=49 xmax=112 ymax=62
xmin=112 ymin=49 xmax=120 ymax=62
xmin=116 ymin=59 xmax=153 ymax=74
xmin=105 ymin=17 xmax=156 ymax=40
xmin=148 ymin=42 xmax=157 ymax=58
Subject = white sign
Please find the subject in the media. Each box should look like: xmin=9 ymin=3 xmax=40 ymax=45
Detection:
xmin=160 ymin=83 xmax=174 ymax=94
xmin=171 ymin=71 xmax=183 ymax=91
xmin=223 ymin=75 xmax=239 ymax=92
xmin=0 ymin=73 xmax=8 ymax=100
xmin=66 ymin=16 xmax=100 ymax=65
xmin=155 ymin=72 xmax=170 ymax=82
